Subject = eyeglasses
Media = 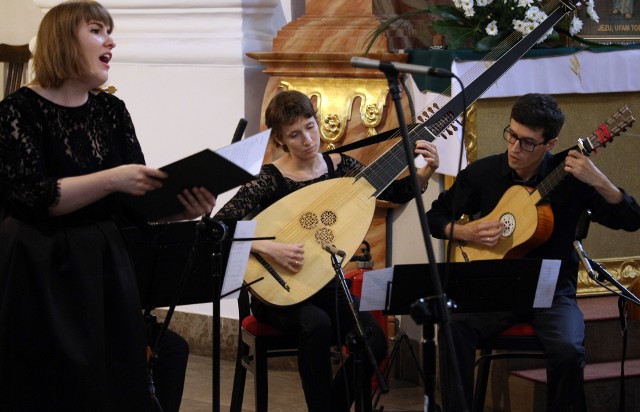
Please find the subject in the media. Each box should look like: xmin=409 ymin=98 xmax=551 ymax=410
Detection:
xmin=503 ymin=127 xmax=546 ymax=152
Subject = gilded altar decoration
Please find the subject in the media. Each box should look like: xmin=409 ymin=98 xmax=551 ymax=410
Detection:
xmin=322 ymin=114 xmax=342 ymax=141
xmin=280 ymin=78 xmax=390 ymax=148
xmin=577 ymin=257 xmax=640 ymax=296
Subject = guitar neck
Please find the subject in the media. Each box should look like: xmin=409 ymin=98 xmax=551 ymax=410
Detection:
xmin=535 ymin=164 xmax=567 ymax=202
xmin=535 ymin=104 xmax=635 ymax=202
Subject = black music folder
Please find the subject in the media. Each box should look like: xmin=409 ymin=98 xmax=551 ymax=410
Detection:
xmin=124 ymin=150 xmax=254 ymax=221
xmin=124 ymin=129 xmax=270 ymax=221
xmin=386 ymin=259 xmax=550 ymax=315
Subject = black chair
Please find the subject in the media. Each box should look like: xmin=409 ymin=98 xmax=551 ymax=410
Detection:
xmin=230 ymin=289 xmax=298 ymax=412
xmin=472 ymin=322 xmax=546 ymax=412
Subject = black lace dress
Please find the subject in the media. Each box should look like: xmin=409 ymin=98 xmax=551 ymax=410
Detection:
xmin=0 ymin=88 xmax=151 ymax=411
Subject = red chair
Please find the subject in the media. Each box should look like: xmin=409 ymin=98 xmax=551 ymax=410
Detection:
xmin=472 ymin=323 xmax=546 ymax=412
xmin=230 ymin=289 xmax=298 ymax=412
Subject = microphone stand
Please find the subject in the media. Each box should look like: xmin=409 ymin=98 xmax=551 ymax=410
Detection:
xmin=575 ymin=238 xmax=640 ymax=307
xmin=325 ymin=247 xmax=388 ymax=412
xmin=195 ymin=215 xmax=229 ymax=412
xmin=376 ymin=61 xmax=467 ymax=412
xmin=144 ymin=214 xmax=228 ymax=412
xmin=587 ymin=256 xmax=640 ymax=306
xmin=577 ymin=245 xmax=640 ymax=412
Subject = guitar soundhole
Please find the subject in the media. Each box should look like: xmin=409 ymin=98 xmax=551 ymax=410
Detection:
xmin=299 ymin=212 xmax=319 ymax=230
xmin=500 ymin=213 xmax=516 ymax=237
xmin=321 ymin=211 xmax=337 ymax=226
xmin=315 ymin=228 xmax=334 ymax=245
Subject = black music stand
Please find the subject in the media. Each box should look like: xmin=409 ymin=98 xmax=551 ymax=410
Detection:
xmin=124 ymin=122 xmax=266 ymax=411
xmin=379 ymin=259 xmax=549 ymax=412
xmin=125 ymin=221 xmax=219 ymax=309
xmin=124 ymin=219 xmax=252 ymax=412
xmin=385 ymin=259 xmax=549 ymax=316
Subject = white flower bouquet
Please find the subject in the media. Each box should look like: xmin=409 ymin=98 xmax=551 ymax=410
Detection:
xmin=365 ymin=1 xmax=602 ymax=52
xmin=437 ymin=0 xmax=599 ymax=50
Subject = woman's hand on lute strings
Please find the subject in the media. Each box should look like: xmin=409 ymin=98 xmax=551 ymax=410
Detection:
xmin=252 ymin=240 xmax=305 ymax=273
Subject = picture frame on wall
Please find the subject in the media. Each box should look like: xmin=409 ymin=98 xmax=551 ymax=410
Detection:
xmin=577 ymin=1 xmax=640 ymax=43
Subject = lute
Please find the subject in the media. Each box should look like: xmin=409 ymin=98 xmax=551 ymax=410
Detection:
xmin=245 ymin=1 xmax=581 ymax=307
xmin=452 ymin=105 xmax=636 ymax=263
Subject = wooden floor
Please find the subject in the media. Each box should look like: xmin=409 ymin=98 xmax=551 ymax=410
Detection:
xmin=180 ymin=355 xmax=426 ymax=412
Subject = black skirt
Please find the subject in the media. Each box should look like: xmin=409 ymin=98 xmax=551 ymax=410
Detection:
xmin=0 ymin=216 xmax=151 ymax=411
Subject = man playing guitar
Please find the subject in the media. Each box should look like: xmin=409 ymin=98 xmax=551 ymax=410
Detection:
xmin=427 ymin=93 xmax=640 ymax=411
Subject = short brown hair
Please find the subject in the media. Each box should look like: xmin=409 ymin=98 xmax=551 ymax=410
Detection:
xmin=32 ymin=0 xmax=114 ymax=88
xmin=265 ymin=90 xmax=316 ymax=151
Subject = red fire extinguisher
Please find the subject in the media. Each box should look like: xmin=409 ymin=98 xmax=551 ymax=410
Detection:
xmin=344 ymin=240 xmax=391 ymax=393
xmin=344 ymin=240 xmax=388 ymax=339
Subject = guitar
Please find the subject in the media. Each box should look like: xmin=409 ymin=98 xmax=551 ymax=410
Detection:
xmin=244 ymin=1 xmax=581 ymax=307
xmin=452 ymin=105 xmax=636 ymax=263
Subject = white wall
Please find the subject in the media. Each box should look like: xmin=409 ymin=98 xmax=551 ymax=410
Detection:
xmin=0 ymin=0 xmax=43 ymax=96
xmin=0 ymin=0 xmax=43 ymax=44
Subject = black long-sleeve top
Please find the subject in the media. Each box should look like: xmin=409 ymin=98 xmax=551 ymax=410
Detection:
xmin=427 ymin=150 xmax=640 ymax=297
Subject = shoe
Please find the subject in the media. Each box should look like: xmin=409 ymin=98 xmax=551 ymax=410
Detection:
xmin=613 ymin=8 xmax=620 ymax=14
xmin=626 ymin=13 xmax=633 ymax=19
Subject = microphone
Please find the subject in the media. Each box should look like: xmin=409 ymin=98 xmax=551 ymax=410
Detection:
xmin=573 ymin=240 xmax=596 ymax=280
xmin=350 ymin=56 xmax=454 ymax=78
xmin=231 ymin=118 xmax=248 ymax=144
xmin=321 ymin=243 xmax=346 ymax=257
xmin=196 ymin=215 xmax=228 ymax=242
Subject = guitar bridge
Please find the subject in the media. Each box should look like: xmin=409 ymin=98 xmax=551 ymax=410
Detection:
xmin=457 ymin=241 xmax=470 ymax=263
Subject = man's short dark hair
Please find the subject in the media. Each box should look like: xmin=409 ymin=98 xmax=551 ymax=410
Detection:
xmin=510 ymin=93 xmax=565 ymax=141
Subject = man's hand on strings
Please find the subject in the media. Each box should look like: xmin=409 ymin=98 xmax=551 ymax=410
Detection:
xmin=415 ymin=140 xmax=440 ymax=172
xmin=564 ymin=149 xmax=623 ymax=204
xmin=563 ymin=149 xmax=604 ymax=186
xmin=415 ymin=140 xmax=440 ymax=187
xmin=459 ymin=220 xmax=504 ymax=247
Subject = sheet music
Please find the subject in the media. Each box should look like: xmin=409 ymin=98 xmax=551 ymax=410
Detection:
xmin=533 ymin=259 xmax=561 ymax=308
xmin=216 ymin=128 xmax=271 ymax=176
xmin=359 ymin=267 xmax=394 ymax=311
xmin=221 ymin=221 xmax=256 ymax=300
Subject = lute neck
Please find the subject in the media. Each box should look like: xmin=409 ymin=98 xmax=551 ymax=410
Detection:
xmin=359 ymin=1 xmax=576 ymax=195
